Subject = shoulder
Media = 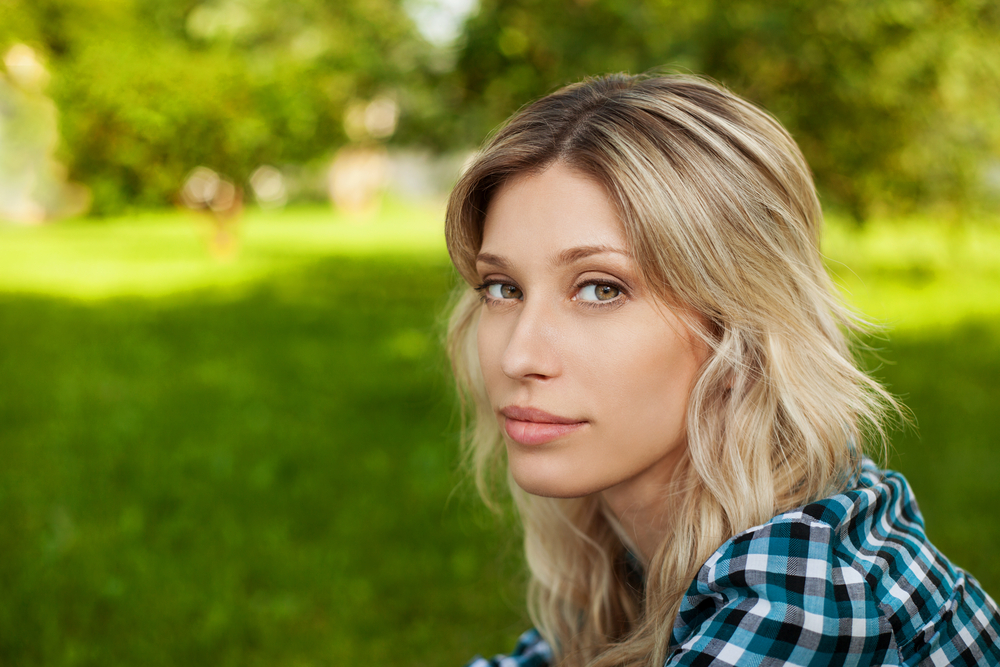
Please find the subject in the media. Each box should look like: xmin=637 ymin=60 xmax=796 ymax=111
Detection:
xmin=800 ymin=460 xmax=1000 ymax=661
xmin=669 ymin=494 xmax=898 ymax=665
xmin=668 ymin=459 xmax=1000 ymax=666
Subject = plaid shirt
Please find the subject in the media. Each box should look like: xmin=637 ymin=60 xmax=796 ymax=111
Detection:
xmin=466 ymin=460 xmax=1000 ymax=666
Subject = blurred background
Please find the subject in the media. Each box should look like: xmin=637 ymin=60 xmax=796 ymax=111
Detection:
xmin=1 ymin=0 xmax=999 ymax=664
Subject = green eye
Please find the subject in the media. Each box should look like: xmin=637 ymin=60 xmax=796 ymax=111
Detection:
xmin=578 ymin=284 xmax=621 ymax=301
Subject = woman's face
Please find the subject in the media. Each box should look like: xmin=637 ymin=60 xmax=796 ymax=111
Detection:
xmin=476 ymin=162 xmax=709 ymax=505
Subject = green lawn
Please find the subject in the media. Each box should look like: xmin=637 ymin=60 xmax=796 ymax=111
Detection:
xmin=1 ymin=207 xmax=998 ymax=665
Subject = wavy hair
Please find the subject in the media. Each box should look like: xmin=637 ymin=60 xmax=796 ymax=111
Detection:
xmin=445 ymin=73 xmax=897 ymax=667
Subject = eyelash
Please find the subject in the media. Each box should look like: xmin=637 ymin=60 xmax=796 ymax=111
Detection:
xmin=474 ymin=279 xmax=629 ymax=310
xmin=474 ymin=280 xmax=518 ymax=306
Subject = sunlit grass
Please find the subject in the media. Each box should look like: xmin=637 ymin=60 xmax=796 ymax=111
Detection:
xmin=824 ymin=215 xmax=1000 ymax=332
xmin=2 ymin=208 xmax=998 ymax=333
xmin=0 ymin=200 xmax=446 ymax=299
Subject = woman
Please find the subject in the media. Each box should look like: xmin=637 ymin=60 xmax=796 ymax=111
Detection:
xmin=445 ymin=73 xmax=1000 ymax=666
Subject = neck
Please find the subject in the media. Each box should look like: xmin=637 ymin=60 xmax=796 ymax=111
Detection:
xmin=600 ymin=447 xmax=685 ymax=562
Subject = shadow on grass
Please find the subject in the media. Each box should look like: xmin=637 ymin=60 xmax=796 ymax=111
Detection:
xmin=0 ymin=254 xmax=997 ymax=666
xmin=0 ymin=255 xmax=526 ymax=667
xmin=866 ymin=321 xmax=1000 ymax=596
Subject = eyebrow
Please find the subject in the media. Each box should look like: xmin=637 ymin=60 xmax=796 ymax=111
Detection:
xmin=557 ymin=244 xmax=628 ymax=265
xmin=476 ymin=245 xmax=628 ymax=270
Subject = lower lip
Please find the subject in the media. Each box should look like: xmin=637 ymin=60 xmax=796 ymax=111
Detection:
xmin=504 ymin=418 xmax=587 ymax=445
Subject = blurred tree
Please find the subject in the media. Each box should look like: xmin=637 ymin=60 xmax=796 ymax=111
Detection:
xmin=0 ymin=0 xmax=435 ymax=214
xmin=3 ymin=0 xmax=998 ymax=217
xmin=448 ymin=0 xmax=1000 ymax=219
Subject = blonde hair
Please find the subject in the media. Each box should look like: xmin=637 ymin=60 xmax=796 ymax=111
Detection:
xmin=445 ymin=73 xmax=896 ymax=667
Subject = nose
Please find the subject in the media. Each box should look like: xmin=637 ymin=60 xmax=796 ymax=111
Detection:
xmin=500 ymin=299 xmax=561 ymax=381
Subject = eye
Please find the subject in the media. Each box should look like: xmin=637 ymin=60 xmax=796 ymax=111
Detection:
xmin=482 ymin=282 xmax=523 ymax=300
xmin=576 ymin=283 xmax=622 ymax=302
xmin=488 ymin=283 xmax=523 ymax=300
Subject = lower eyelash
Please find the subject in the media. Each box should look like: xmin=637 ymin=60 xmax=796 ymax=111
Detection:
xmin=580 ymin=299 xmax=624 ymax=311
xmin=474 ymin=282 xmax=513 ymax=305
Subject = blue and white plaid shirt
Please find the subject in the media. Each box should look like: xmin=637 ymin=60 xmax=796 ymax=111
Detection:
xmin=466 ymin=460 xmax=1000 ymax=666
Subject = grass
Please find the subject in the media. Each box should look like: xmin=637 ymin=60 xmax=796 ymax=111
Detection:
xmin=0 ymin=206 xmax=998 ymax=665
xmin=0 ymin=202 xmax=447 ymax=299
xmin=824 ymin=216 xmax=1000 ymax=331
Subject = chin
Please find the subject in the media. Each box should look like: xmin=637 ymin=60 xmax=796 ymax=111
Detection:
xmin=507 ymin=452 xmax=606 ymax=499
xmin=511 ymin=476 xmax=588 ymax=499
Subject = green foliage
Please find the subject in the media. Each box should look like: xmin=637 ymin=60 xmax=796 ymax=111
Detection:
xmin=0 ymin=210 xmax=998 ymax=663
xmin=449 ymin=0 xmax=1000 ymax=219
xmin=0 ymin=0 xmax=434 ymax=214
xmin=4 ymin=0 xmax=999 ymax=218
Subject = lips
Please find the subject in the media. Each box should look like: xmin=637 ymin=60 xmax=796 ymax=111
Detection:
xmin=500 ymin=406 xmax=587 ymax=446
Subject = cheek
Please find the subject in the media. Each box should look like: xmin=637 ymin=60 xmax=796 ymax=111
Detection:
xmin=476 ymin=311 xmax=504 ymax=394
xmin=590 ymin=324 xmax=704 ymax=436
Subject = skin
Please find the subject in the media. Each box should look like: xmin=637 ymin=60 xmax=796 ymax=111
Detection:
xmin=475 ymin=162 xmax=710 ymax=558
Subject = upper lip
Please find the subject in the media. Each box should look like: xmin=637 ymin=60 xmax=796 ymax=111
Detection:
xmin=500 ymin=405 xmax=585 ymax=424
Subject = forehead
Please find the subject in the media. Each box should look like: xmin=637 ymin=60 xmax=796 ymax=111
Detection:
xmin=481 ymin=163 xmax=626 ymax=257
